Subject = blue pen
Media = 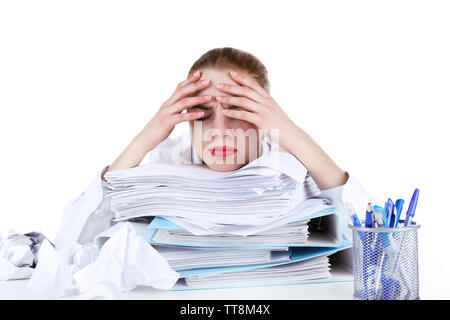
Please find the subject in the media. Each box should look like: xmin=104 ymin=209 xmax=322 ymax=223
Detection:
xmin=346 ymin=203 xmax=365 ymax=241
xmin=384 ymin=199 xmax=394 ymax=228
xmin=372 ymin=204 xmax=398 ymax=298
xmin=388 ymin=199 xmax=395 ymax=228
xmin=351 ymin=213 xmax=367 ymax=244
xmin=364 ymin=202 xmax=376 ymax=297
xmin=370 ymin=205 xmax=390 ymax=298
xmin=393 ymin=199 xmax=404 ymax=228
xmin=389 ymin=207 xmax=396 ymax=228
xmin=380 ymin=273 xmax=397 ymax=300
xmin=372 ymin=205 xmax=391 ymax=264
xmin=349 ymin=207 xmax=371 ymax=299
xmin=387 ymin=190 xmax=419 ymax=298
xmin=352 ymin=214 xmax=362 ymax=227
xmin=404 ymin=189 xmax=420 ymax=227
xmin=365 ymin=203 xmax=374 ymax=228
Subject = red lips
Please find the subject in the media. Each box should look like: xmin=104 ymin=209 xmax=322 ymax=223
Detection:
xmin=210 ymin=146 xmax=237 ymax=157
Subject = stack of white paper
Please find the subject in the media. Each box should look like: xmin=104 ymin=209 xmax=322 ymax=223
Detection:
xmin=183 ymin=256 xmax=331 ymax=288
xmin=152 ymin=245 xmax=291 ymax=271
xmin=103 ymin=149 xmax=332 ymax=236
xmin=150 ymin=220 xmax=310 ymax=247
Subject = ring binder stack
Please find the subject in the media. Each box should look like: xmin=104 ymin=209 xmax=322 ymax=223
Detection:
xmin=147 ymin=213 xmax=353 ymax=291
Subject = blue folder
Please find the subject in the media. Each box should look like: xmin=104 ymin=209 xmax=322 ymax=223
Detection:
xmin=171 ymin=241 xmax=353 ymax=291
xmin=145 ymin=212 xmax=353 ymax=291
xmin=147 ymin=207 xmax=343 ymax=248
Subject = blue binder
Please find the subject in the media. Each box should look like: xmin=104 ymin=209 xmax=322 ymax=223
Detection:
xmin=147 ymin=208 xmax=343 ymax=248
xmin=171 ymin=241 xmax=353 ymax=291
xmin=146 ymin=210 xmax=353 ymax=291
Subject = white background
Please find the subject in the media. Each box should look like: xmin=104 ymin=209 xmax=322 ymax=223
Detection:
xmin=0 ymin=1 xmax=449 ymax=299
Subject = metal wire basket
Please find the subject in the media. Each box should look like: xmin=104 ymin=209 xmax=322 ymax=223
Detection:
xmin=348 ymin=220 xmax=420 ymax=300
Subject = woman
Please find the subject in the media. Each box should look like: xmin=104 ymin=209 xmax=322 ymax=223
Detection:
xmin=54 ymin=47 xmax=374 ymax=250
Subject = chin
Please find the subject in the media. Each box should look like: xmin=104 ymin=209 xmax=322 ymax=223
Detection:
xmin=205 ymin=162 xmax=247 ymax=172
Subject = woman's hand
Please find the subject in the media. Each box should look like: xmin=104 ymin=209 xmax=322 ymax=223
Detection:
xmin=107 ymin=71 xmax=212 ymax=172
xmin=215 ymin=70 xmax=299 ymax=154
xmin=216 ymin=70 xmax=348 ymax=190
xmin=135 ymin=71 xmax=212 ymax=153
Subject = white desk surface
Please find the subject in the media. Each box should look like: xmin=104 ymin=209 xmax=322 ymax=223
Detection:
xmin=0 ymin=279 xmax=355 ymax=300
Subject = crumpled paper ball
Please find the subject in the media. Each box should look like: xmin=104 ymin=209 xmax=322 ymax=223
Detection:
xmin=0 ymin=228 xmax=50 ymax=281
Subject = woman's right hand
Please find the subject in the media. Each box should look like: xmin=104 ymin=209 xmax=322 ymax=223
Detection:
xmin=134 ymin=70 xmax=212 ymax=153
xmin=106 ymin=70 xmax=212 ymax=173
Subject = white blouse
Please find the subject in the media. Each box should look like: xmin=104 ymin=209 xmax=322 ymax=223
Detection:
xmin=53 ymin=132 xmax=375 ymax=250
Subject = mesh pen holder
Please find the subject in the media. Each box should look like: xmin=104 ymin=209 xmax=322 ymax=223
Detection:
xmin=348 ymin=220 xmax=420 ymax=300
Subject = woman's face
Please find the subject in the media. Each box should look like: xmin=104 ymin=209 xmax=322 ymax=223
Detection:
xmin=187 ymin=68 xmax=262 ymax=172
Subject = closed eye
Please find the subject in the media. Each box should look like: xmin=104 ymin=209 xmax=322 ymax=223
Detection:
xmin=190 ymin=105 xmax=212 ymax=111
xmin=192 ymin=105 xmax=241 ymax=121
xmin=197 ymin=115 xmax=211 ymax=121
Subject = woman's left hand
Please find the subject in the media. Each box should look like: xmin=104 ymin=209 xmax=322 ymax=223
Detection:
xmin=217 ymin=70 xmax=348 ymax=190
xmin=216 ymin=70 xmax=300 ymax=154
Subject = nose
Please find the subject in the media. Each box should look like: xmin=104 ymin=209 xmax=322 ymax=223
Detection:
xmin=211 ymin=102 xmax=235 ymax=140
xmin=213 ymin=103 xmax=231 ymax=130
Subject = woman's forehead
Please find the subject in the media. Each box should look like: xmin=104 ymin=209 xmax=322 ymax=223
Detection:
xmin=198 ymin=67 xmax=235 ymax=82
xmin=190 ymin=68 xmax=236 ymax=98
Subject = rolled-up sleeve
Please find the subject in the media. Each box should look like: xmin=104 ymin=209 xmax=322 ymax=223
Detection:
xmin=54 ymin=166 xmax=116 ymax=250
xmin=319 ymin=172 xmax=376 ymax=242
